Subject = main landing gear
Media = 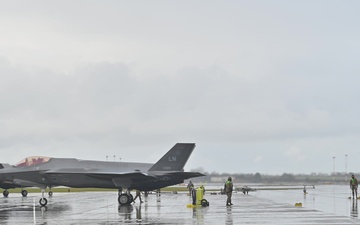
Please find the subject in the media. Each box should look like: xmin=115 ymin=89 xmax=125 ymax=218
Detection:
xmin=21 ymin=189 xmax=28 ymax=197
xmin=2 ymin=189 xmax=28 ymax=197
xmin=3 ymin=190 xmax=9 ymax=197
xmin=118 ymin=189 xmax=134 ymax=205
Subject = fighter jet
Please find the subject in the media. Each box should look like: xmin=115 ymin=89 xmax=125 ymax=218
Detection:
xmin=0 ymin=163 xmax=31 ymax=197
xmin=0 ymin=143 xmax=204 ymax=206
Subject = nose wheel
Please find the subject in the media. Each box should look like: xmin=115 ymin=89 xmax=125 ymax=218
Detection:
xmin=39 ymin=189 xmax=48 ymax=206
xmin=39 ymin=197 xmax=48 ymax=206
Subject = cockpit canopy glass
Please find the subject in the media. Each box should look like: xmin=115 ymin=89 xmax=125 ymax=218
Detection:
xmin=15 ymin=156 xmax=51 ymax=167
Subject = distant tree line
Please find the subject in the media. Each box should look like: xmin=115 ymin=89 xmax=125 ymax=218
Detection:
xmin=190 ymin=168 xmax=356 ymax=184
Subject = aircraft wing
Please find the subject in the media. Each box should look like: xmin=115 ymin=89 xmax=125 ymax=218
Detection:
xmin=44 ymin=169 xmax=204 ymax=179
xmin=44 ymin=169 xmax=153 ymax=178
xmin=0 ymin=169 xmax=49 ymax=188
xmin=0 ymin=181 xmax=22 ymax=189
xmin=165 ymin=172 xmax=205 ymax=179
xmin=13 ymin=178 xmax=47 ymax=189
xmin=44 ymin=169 xmax=157 ymax=188
xmin=44 ymin=170 xmax=204 ymax=189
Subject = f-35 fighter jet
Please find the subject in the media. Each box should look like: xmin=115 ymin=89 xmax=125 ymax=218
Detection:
xmin=0 ymin=143 xmax=204 ymax=206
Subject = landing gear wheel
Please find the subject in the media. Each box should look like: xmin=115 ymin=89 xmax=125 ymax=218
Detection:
xmin=39 ymin=198 xmax=48 ymax=206
xmin=118 ymin=194 xmax=133 ymax=205
xmin=118 ymin=194 xmax=129 ymax=205
xmin=21 ymin=190 xmax=28 ymax=197
xmin=48 ymin=191 xmax=53 ymax=196
xmin=3 ymin=190 xmax=9 ymax=197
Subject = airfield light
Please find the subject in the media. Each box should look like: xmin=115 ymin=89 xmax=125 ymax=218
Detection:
xmin=332 ymin=156 xmax=335 ymax=182
xmin=345 ymin=154 xmax=348 ymax=181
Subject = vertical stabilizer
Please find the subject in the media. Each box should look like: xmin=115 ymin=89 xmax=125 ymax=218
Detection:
xmin=148 ymin=143 xmax=195 ymax=172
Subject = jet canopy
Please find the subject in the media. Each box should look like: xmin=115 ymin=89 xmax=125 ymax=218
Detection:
xmin=15 ymin=156 xmax=51 ymax=167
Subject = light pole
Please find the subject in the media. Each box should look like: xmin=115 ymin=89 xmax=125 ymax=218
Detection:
xmin=333 ymin=156 xmax=336 ymax=182
xmin=345 ymin=154 xmax=348 ymax=181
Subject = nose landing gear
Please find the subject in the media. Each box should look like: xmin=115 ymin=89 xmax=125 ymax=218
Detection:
xmin=39 ymin=189 xmax=48 ymax=206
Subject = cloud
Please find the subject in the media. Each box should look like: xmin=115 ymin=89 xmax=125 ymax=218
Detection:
xmin=284 ymin=146 xmax=306 ymax=161
xmin=1 ymin=1 xmax=360 ymax=175
xmin=252 ymin=155 xmax=263 ymax=163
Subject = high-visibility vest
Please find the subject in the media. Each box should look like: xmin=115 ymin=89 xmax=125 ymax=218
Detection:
xmin=351 ymin=178 xmax=357 ymax=185
xmin=225 ymin=181 xmax=233 ymax=192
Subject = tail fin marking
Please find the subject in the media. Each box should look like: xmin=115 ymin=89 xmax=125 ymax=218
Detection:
xmin=148 ymin=143 xmax=195 ymax=172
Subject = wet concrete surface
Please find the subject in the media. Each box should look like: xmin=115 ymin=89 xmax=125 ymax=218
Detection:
xmin=0 ymin=185 xmax=359 ymax=224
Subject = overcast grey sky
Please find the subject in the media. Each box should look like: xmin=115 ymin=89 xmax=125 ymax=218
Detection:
xmin=1 ymin=1 xmax=360 ymax=175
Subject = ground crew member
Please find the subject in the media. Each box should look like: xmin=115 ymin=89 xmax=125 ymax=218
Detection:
xmin=200 ymin=184 xmax=205 ymax=195
xmin=187 ymin=180 xmax=194 ymax=196
xmin=225 ymin=177 xmax=233 ymax=206
xmin=350 ymin=174 xmax=358 ymax=199
xmin=133 ymin=190 xmax=143 ymax=203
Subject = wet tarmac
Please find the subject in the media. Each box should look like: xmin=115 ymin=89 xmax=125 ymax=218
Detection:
xmin=0 ymin=185 xmax=359 ymax=224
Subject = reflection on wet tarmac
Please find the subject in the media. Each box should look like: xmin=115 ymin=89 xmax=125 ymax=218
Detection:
xmin=118 ymin=205 xmax=133 ymax=220
xmin=191 ymin=206 xmax=207 ymax=225
xmin=135 ymin=205 xmax=141 ymax=222
xmin=0 ymin=185 xmax=358 ymax=224
xmin=351 ymin=199 xmax=358 ymax=218
xmin=225 ymin=206 xmax=233 ymax=225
